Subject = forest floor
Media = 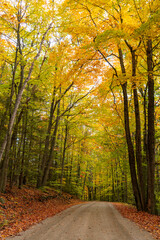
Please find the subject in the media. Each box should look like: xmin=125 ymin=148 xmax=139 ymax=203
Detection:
xmin=5 ymin=202 xmax=155 ymax=240
xmin=0 ymin=186 xmax=159 ymax=240
xmin=113 ymin=203 xmax=160 ymax=240
xmin=0 ymin=185 xmax=82 ymax=239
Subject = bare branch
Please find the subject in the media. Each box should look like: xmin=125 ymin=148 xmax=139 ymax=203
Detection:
xmin=98 ymin=49 xmax=118 ymax=76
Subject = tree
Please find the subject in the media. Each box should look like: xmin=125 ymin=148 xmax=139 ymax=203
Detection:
xmin=0 ymin=0 xmax=159 ymax=214
xmin=0 ymin=0 xmax=53 ymax=192
xmin=60 ymin=0 xmax=160 ymax=212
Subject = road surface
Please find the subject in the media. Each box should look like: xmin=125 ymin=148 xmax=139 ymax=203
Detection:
xmin=7 ymin=202 xmax=155 ymax=240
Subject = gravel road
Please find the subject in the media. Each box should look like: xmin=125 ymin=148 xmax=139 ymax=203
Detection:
xmin=7 ymin=202 xmax=155 ymax=240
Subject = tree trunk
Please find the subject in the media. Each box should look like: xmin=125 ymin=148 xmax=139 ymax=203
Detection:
xmin=124 ymin=41 xmax=146 ymax=209
xmin=121 ymin=83 xmax=142 ymax=210
xmin=111 ymin=163 xmax=115 ymax=202
xmin=131 ymin=49 xmax=145 ymax=210
xmin=147 ymin=39 xmax=155 ymax=214
xmin=0 ymin=22 xmax=52 ymax=192
xmin=82 ymin=173 xmax=87 ymax=200
xmin=0 ymin=22 xmax=53 ymax=165
xmin=41 ymin=101 xmax=60 ymax=187
xmin=118 ymin=48 xmax=142 ymax=210
xmin=141 ymin=87 xmax=148 ymax=206
xmin=60 ymin=121 xmax=68 ymax=193
xmin=19 ymin=109 xmax=28 ymax=189
xmin=37 ymin=85 xmax=56 ymax=188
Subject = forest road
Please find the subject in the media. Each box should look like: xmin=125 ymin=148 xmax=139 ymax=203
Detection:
xmin=7 ymin=202 xmax=155 ymax=240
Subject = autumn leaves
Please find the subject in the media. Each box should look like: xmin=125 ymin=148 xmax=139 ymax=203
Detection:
xmin=0 ymin=0 xmax=159 ymax=214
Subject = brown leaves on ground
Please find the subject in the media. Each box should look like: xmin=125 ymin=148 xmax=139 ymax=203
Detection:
xmin=113 ymin=203 xmax=160 ymax=240
xmin=0 ymin=186 xmax=82 ymax=239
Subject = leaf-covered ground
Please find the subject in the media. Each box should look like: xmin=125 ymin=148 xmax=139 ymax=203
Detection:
xmin=1 ymin=189 xmax=159 ymax=240
xmin=0 ymin=186 xmax=82 ymax=239
xmin=113 ymin=203 xmax=160 ymax=240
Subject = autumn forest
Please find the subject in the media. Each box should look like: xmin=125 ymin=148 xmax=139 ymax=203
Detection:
xmin=0 ymin=0 xmax=159 ymax=216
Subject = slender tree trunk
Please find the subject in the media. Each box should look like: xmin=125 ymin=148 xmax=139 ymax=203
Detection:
xmin=37 ymin=86 xmax=56 ymax=187
xmin=9 ymin=134 xmax=17 ymax=189
xmin=111 ymin=163 xmax=115 ymax=202
xmin=60 ymin=121 xmax=68 ymax=193
xmin=37 ymin=82 xmax=74 ymax=188
xmin=131 ymin=50 xmax=145 ymax=210
xmin=14 ymin=123 xmax=23 ymax=187
xmin=0 ymin=22 xmax=53 ymax=165
xmin=19 ymin=109 xmax=28 ymax=189
xmin=82 ymin=173 xmax=87 ymax=200
xmin=0 ymin=99 xmax=10 ymax=146
xmin=141 ymin=87 xmax=148 ymax=204
xmin=118 ymin=48 xmax=142 ymax=210
xmin=147 ymin=39 xmax=155 ymax=214
xmin=124 ymin=41 xmax=146 ymax=209
xmin=76 ymin=148 xmax=81 ymax=184
xmin=0 ymin=22 xmax=52 ymax=192
xmin=69 ymin=144 xmax=74 ymax=184
xmin=41 ymin=101 xmax=60 ymax=187
xmin=125 ymin=171 xmax=128 ymax=202
xmin=121 ymin=82 xmax=142 ymax=210
xmin=0 ymin=23 xmax=19 ymax=191
xmin=25 ymin=118 xmax=33 ymax=185
xmin=0 ymin=44 xmax=25 ymax=192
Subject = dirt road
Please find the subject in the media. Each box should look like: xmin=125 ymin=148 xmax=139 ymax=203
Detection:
xmin=7 ymin=202 xmax=154 ymax=240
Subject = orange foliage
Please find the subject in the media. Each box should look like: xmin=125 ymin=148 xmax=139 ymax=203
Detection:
xmin=113 ymin=203 xmax=160 ymax=240
xmin=0 ymin=186 xmax=82 ymax=239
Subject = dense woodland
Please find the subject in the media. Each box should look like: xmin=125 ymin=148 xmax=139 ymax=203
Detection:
xmin=0 ymin=0 xmax=159 ymax=215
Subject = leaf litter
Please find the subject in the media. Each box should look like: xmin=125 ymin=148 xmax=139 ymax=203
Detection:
xmin=113 ymin=203 xmax=160 ymax=240
xmin=0 ymin=186 xmax=82 ymax=239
